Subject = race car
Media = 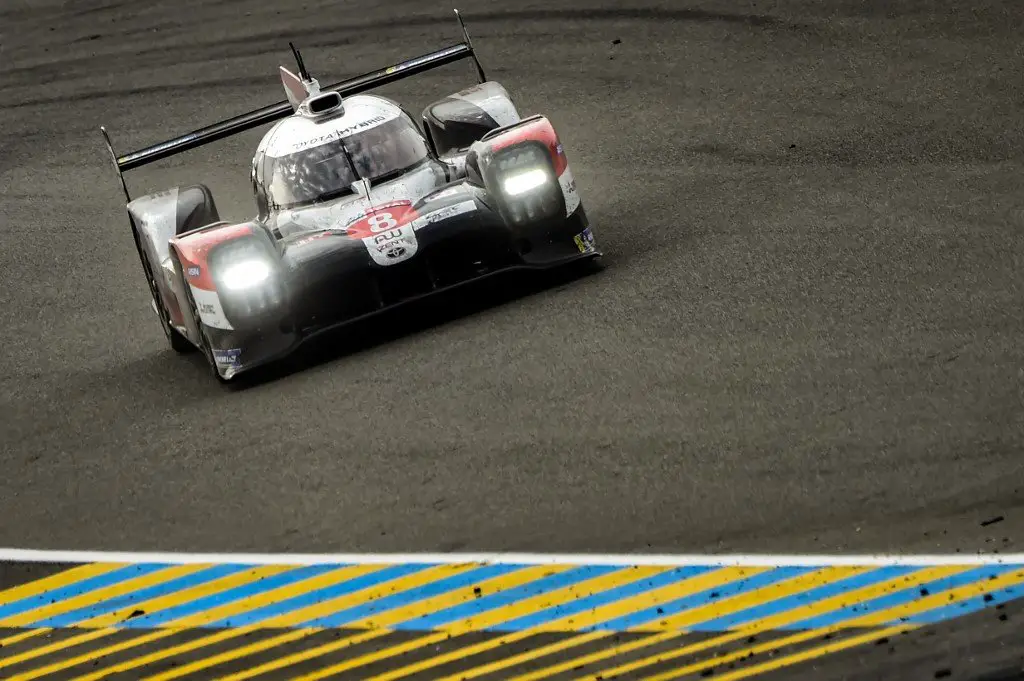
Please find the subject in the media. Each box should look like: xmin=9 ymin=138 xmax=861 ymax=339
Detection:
xmin=100 ymin=11 xmax=602 ymax=382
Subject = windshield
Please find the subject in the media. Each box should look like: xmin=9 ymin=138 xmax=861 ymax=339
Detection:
xmin=265 ymin=115 xmax=429 ymax=210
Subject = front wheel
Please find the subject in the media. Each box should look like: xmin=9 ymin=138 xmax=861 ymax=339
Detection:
xmin=138 ymin=241 xmax=193 ymax=354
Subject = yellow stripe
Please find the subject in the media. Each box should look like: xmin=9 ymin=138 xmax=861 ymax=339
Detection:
xmin=283 ymin=631 xmax=450 ymax=681
xmin=364 ymin=561 xmax=675 ymax=679
xmin=0 ymin=628 xmax=50 ymax=647
xmin=142 ymin=628 xmax=330 ymax=681
xmin=529 ymin=567 xmax=771 ymax=633
xmin=370 ymin=566 xmax=673 ymax=681
xmin=442 ymin=566 xmax=671 ymax=635
xmin=134 ymin=563 xmax=487 ymax=681
xmin=841 ymin=566 xmax=1024 ymax=626
xmin=158 ymin=564 xmax=381 ymax=627
xmin=210 ymin=630 xmax=386 ymax=681
xmin=1 ymin=629 xmax=115 ymax=673
xmin=659 ymin=626 xmax=912 ymax=681
xmin=521 ymin=566 xmax=960 ymax=681
xmin=578 ymin=565 xmax=1015 ymax=681
xmin=723 ymin=565 xmax=968 ymax=634
xmin=288 ymin=561 xmax=753 ymax=679
xmin=428 ymin=567 xmax=770 ymax=681
xmin=0 ymin=564 xmax=212 ymax=629
xmin=433 ymin=632 xmax=612 ymax=681
xmin=51 ymin=629 xmax=231 ymax=681
xmin=635 ymin=566 xmax=870 ymax=632
xmin=212 ymin=564 xmax=576 ymax=681
xmin=8 ymin=567 xmax=299 ymax=680
xmin=371 ymin=632 xmax=562 ymax=681
xmin=512 ymin=631 xmax=693 ymax=681
xmin=231 ymin=564 xmax=703 ymax=681
xmin=0 ymin=563 xmax=124 ymax=606
xmin=33 ymin=564 xmax=386 ymax=681
xmin=0 ymin=565 xmax=217 ymax=672
xmin=75 ymin=565 xmax=297 ymax=629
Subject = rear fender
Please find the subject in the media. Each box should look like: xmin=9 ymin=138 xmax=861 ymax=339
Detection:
xmin=126 ymin=184 xmax=221 ymax=330
xmin=422 ymin=81 xmax=521 ymax=158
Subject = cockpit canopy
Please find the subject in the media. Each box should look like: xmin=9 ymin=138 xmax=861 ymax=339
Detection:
xmin=252 ymin=98 xmax=430 ymax=215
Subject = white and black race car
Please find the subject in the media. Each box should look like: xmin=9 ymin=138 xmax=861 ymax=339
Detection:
xmin=101 ymin=11 xmax=602 ymax=381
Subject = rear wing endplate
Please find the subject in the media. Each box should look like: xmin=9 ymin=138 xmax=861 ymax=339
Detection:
xmin=101 ymin=9 xmax=486 ymax=201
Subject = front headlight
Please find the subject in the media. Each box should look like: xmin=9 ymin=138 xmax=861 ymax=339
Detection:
xmin=221 ymin=259 xmax=271 ymax=291
xmin=502 ymin=168 xmax=549 ymax=196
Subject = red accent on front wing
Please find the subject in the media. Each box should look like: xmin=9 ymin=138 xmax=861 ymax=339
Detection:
xmin=170 ymin=222 xmax=255 ymax=291
xmin=484 ymin=116 xmax=568 ymax=176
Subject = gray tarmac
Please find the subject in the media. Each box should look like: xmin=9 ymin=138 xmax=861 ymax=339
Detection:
xmin=1 ymin=0 xmax=1023 ymax=640
xmin=4 ymin=0 xmax=1024 ymax=677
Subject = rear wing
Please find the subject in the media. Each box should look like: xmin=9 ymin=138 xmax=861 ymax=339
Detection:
xmin=100 ymin=9 xmax=487 ymax=202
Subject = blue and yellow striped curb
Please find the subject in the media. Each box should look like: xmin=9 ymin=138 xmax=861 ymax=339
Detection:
xmin=1 ymin=551 xmax=1022 ymax=679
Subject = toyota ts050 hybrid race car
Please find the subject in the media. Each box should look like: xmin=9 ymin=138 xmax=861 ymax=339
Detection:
xmin=100 ymin=11 xmax=602 ymax=382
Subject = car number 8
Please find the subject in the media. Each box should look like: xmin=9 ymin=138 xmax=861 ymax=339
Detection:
xmin=368 ymin=212 xmax=399 ymax=232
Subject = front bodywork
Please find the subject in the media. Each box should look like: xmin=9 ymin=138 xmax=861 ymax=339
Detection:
xmin=167 ymin=118 xmax=600 ymax=379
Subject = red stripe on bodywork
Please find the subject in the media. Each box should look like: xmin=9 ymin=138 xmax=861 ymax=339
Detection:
xmin=170 ymin=222 xmax=255 ymax=291
xmin=485 ymin=116 xmax=568 ymax=176
xmin=343 ymin=201 xmax=419 ymax=239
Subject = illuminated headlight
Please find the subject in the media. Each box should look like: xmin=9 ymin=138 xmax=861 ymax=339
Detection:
xmin=221 ymin=260 xmax=271 ymax=291
xmin=502 ymin=168 xmax=549 ymax=196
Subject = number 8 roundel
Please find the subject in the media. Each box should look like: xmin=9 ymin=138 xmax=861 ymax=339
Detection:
xmin=344 ymin=201 xmax=421 ymax=267
xmin=345 ymin=201 xmax=417 ymax=239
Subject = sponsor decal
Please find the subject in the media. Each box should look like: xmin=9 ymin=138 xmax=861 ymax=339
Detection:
xmin=186 ymin=265 xmax=201 ymax=278
xmin=559 ymin=168 xmax=581 ymax=216
xmin=213 ymin=348 xmax=242 ymax=367
xmin=573 ymin=227 xmax=596 ymax=254
xmin=345 ymin=204 xmax=419 ymax=267
xmin=411 ymin=200 xmax=477 ymax=230
xmin=290 ymin=115 xmax=389 ymax=150
xmin=190 ymin=286 xmax=234 ymax=330
xmin=365 ymin=217 xmax=417 ymax=266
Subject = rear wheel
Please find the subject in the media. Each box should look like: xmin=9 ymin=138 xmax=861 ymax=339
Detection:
xmin=138 ymin=240 xmax=193 ymax=353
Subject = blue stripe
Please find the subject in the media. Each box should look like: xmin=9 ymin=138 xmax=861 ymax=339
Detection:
xmin=301 ymin=564 xmax=526 ymax=629
xmin=0 ymin=564 xmax=169 ymax=623
xmin=586 ymin=567 xmax=814 ymax=632
xmin=893 ymin=577 xmax=1024 ymax=625
xmin=202 ymin=564 xmax=435 ymax=628
xmin=392 ymin=566 xmax=621 ymax=631
xmin=486 ymin=566 xmax=715 ymax=632
xmin=688 ymin=566 xmax=919 ymax=631
xmin=31 ymin=565 xmax=251 ymax=628
xmin=779 ymin=565 xmax=1020 ymax=630
xmin=118 ymin=565 xmax=347 ymax=629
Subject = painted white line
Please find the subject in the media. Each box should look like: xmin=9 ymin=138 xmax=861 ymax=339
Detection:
xmin=0 ymin=548 xmax=1022 ymax=567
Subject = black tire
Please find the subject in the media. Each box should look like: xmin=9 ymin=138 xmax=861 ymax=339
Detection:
xmin=138 ymin=239 xmax=193 ymax=354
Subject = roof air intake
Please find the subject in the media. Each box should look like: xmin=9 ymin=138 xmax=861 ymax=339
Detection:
xmin=307 ymin=92 xmax=343 ymax=115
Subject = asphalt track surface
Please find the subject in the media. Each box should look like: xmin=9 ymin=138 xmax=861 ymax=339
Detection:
xmin=3 ymin=0 xmax=1024 ymax=647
